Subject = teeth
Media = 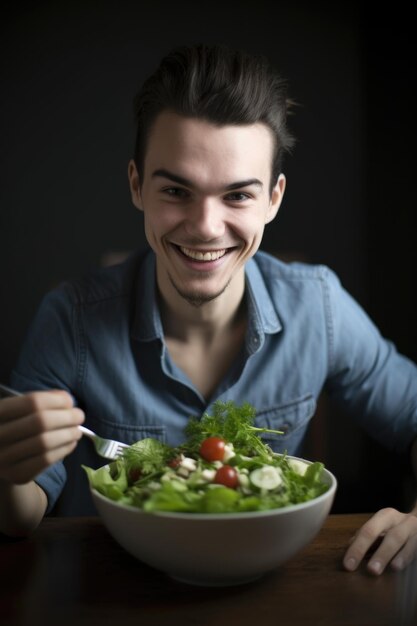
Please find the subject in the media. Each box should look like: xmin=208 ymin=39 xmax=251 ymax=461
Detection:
xmin=180 ymin=247 xmax=226 ymax=261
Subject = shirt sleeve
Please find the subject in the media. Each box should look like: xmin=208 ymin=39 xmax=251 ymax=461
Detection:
xmin=323 ymin=267 xmax=417 ymax=454
xmin=10 ymin=283 xmax=80 ymax=513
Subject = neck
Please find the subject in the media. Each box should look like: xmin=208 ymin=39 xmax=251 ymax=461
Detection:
xmin=157 ymin=269 xmax=246 ymax=341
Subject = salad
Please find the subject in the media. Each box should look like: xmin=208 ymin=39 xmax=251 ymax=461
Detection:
xmin=83 ymin=401 xmax=330 ymax=514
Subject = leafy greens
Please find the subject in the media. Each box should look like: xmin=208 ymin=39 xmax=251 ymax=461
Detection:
xmin=83 ymin=400 xmax=330 ymax=514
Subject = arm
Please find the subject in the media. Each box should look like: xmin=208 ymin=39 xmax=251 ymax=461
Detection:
xmin=320 ymin=269 xmax=417 ymax=574
xmin=343 ymin=436 xmax=417 ymax=575
xmin=0 ymin=391 xmax=84 ymax=537
xmin=0 ymin=481 xmax=48 ymax=537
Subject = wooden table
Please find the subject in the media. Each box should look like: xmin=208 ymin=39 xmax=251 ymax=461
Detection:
xmin=0 ymin=514 xmax=414 ymax=626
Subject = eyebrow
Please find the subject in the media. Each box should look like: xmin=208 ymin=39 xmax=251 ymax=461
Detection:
xmin=151 ymin=168 xmax=263 ymax=191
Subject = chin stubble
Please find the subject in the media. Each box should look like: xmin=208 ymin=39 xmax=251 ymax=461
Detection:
xmin=167 ymin=272 xmax=231 ymax=308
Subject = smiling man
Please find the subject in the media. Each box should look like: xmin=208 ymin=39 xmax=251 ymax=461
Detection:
xmin=1 ymin=44 xmax=416 ymax=577
xmin=127 ymin=111 xmax=285 ymax=397
xmin=130 ymin=113 xmax=283 ymax=307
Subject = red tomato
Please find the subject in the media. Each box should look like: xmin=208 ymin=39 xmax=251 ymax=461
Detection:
xmin=199 ymin=436 xmax=226 ymax=462
xmin=214 ymin=465 xmax=239 ymax=489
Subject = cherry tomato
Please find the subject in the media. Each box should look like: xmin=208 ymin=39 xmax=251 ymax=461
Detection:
xmin=214 ymin=465 xmax=239 ymax=489
xmin=168 ymin=456 xmax=182 ymax=468
xmin=199 ymin=436 xmax=226 ymax=462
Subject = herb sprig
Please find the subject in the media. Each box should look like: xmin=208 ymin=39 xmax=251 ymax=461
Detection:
xmin=184 ymin=400 xmax=284 ymax=456
xmin=121 ymin=438 xmax=173 ymax=476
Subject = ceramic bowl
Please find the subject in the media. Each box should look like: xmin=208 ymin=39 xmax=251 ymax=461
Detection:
xmin=90 ymin=455 xmax=337 ymax=587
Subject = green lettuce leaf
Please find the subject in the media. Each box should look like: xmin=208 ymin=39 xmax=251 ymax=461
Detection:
xmin=82 ymin=463 xmax=127 ymax=501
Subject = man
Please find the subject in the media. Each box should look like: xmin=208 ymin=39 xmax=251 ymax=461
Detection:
xmin=0 ymin=44 xmax=416 ymax=576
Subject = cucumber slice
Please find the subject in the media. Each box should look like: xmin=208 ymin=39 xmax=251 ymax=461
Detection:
xmin=288 ymin=458 xmax=308 ymax=476
xmin=250 ymin=466 xmax=283 ymax=490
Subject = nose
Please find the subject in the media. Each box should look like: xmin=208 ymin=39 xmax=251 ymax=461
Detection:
xmin=184 ymin=198 xmax=225 ymax=241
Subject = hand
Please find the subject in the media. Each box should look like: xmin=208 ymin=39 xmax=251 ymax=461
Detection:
xmin=343 ymin=507 xmax=417 ymax=575
xmin=0 ymin=390 xmax=85 ymax=484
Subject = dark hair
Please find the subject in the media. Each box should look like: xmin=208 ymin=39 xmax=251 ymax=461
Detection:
xmin=133 ymin=44 xmax=295 ymax=193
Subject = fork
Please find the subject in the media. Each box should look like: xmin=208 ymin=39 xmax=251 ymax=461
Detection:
xmin=78 ymin=425 xmax=129 ymax=460
xmin=0 ymin=382 xmax=129 ymax=460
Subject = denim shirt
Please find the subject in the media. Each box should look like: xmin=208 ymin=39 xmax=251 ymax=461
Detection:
xmin=11 ymin=249 xmax=417 ymax=515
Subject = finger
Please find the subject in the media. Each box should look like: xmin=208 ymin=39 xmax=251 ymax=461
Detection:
xmin=0 ymin=407 xmax=85 ymax=446
xmin=362 ymin=513 xmax=417 ymax=575
xmin=366 ymin=519 xmax=415 ymax=575
xmin=0 ymin=440 xmax=80 ymax=485
xmin=0 ymin=390 xmax=74 ymax=422
xmin=0 ymin=425 xmax=83 ymax=469
xmin=343 ymin=508 xmax=401 ymax=571
xmin=390 ymin=519 xmax=417 ymax=571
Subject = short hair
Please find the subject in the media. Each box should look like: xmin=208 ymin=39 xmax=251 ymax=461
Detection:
xmin=133 ymin=44 xmax=295 ymax=193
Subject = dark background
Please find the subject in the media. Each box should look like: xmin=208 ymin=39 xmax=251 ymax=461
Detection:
xmin=1 ymin=1 xmax=416 ymax=513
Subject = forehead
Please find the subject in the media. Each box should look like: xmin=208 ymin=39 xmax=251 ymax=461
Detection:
xmin=143 ymin=111 xmax=274 ymax=184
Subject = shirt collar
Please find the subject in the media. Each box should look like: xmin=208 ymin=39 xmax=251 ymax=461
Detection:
xmin=131 ymin=251 xmax=282 ymax=342
xmin=245 ymin=256 xmax=282 ymax=335
xmin=131 ymin=251 xmax=164 ymax=341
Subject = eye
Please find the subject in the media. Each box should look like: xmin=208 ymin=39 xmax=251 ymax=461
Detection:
xmin=225 ymin=191 xmax=251 ymax=202
xmin=162 ymin=186 xmax=190 ymax=199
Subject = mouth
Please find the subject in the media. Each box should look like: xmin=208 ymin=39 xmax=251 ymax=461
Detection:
xmin=177 ymin=246 xmax=227 ymax=262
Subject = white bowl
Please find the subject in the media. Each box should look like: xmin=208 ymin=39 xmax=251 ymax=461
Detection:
xmin=89 ymin=456 xmax=337 ymax=587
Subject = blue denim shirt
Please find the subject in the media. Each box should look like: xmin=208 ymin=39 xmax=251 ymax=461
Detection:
xmin=11 ymin=249 xmax=417 ymax=515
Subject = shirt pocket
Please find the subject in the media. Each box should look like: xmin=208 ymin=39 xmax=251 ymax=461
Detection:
xmin=254 ymin=394 xmax=316 ymax=450
xmin=88 ymin=416 xmax=167 ymax=446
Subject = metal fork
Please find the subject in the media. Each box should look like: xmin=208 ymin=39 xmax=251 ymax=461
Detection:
xmin=78 ymin=425 xmax=129 ymax=460
xmin=0 ymin=382 xmax=129 ymax=460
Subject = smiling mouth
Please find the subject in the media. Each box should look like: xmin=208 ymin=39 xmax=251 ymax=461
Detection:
xmin=177 ymin=246 xmax=228 ymax=262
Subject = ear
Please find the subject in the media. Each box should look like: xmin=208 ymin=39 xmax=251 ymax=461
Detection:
xmin=128 ymin=160 xmax=143 ymax=211
xmin=265 ymin=174 xmax=286 ymax=224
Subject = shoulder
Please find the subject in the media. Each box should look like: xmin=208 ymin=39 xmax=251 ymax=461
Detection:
xmin=246 ymin=251 xmax=347 ymax=334
xmin=49 ymin=248 xmax=149 ymax=308
xmin=253 ymin=250 xmax=341 ymax=289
